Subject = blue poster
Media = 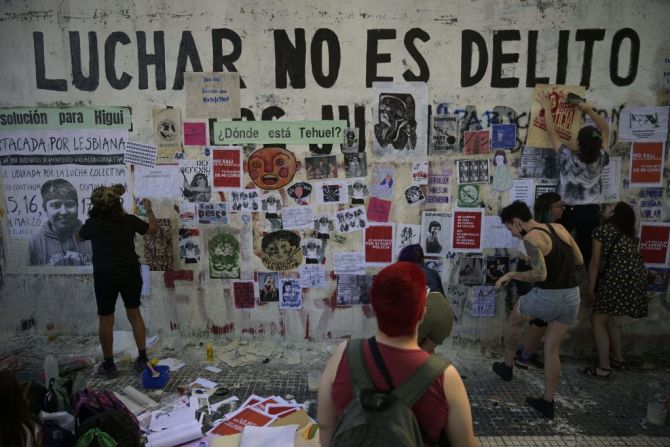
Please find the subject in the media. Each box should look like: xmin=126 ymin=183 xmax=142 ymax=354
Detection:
xmin=490 ymin=123 xmax=516 ymax=149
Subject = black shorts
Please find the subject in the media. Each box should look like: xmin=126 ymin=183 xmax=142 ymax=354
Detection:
xmin=93 ymin=264 xmax=142 ymax=316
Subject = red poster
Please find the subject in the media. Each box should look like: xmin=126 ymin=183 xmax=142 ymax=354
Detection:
xmin=452 ymin=209 xmax=484 ymax=252
xmin=639 ymin=223 xmax=670 ymax=267
xmin=233 ymin=281 xmax=256 ymax=309
xmin=364 ymin=224 xmax=394 ymax=265
xmin=367 ymin=197 xmax=392 ymax=222
xmin=211 ymin=407 xmax=275 ymax=435
xmin=212 ymin=147 xmax=242 ymax=189
xmin=630 ymin=142 xmax=664 ymax=187
xmin=183 ymin=122 xmax=207 ymax=146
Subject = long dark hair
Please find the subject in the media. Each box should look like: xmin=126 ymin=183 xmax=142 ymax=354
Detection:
xmin=577 ymin=125 xmax=603 ymax=164
xmin=534 ymin=192 xmax=562 ymax=224
xmin=605 ymin=202 xmax=636 ymax=238
xmin=0 ymin=371 xmax=38 ymax=447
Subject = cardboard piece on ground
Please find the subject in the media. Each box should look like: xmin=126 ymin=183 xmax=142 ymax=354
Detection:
xmin=210 ymin=434 xmax=241 ymax=447
xmin=269 ymin=409 xmax=312 ymax=430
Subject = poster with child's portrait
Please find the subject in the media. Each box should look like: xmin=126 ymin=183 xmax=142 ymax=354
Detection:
xmin=260 ymin=230 xmax=303 ymax=271
xmin=279 ymin=279 xmax=302 ymax=309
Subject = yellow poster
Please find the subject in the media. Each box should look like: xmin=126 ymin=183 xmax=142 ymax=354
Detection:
xmin=527 ymin=84 xmax=586 ymax=150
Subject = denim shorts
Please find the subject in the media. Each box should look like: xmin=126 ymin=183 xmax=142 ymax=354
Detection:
xmin=518 ymin=286 xmax=580 ymax=325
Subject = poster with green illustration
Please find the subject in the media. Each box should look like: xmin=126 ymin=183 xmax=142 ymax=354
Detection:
xmin=458 ymin=184 xmax=480 ymax=207
xmin=208 ymin=228 xmax=240 ymax=279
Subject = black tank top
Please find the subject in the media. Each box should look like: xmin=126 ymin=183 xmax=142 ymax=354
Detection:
xmin=528 ymin=224 xmax=577 ymax=289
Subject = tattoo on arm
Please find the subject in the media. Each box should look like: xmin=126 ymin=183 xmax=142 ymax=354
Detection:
xmin=512 ymin=240 xmax=547 ymax=282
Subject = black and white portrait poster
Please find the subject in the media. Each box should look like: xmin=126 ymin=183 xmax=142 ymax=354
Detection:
xmin=430 ymin=114 xmax=460 ymax=154
xmin=347 ymin=179 xmax=369 ymax=206
xmin=344 ymin=152 xmax=367 ymax=178
xmin=395 ymin=223 xmax=421 ymax=255
xmin=337 ymin=274 xmax=374 ymax=306
xmin=279 ymin=278 xmax=302 ymax=309
xmin=404 ymin=185 xmax=425 ymax=206
xmin=457 ymin=159 xmax=490 ymax=184
xmin=180 ymin=159 xmax=212 ymax=202
xmin=485 ymin=256 xmax=510 ymax=285
xmin=372 ymin=82 xmax=428 ymax=160
xmin=421 ymin=211 xmax=451 ymax=257
xmin=301 ymin=237 xmax=324 ymax=264
xmin=341 ymin=127 xmax=361 ymax=153
xmin=519 ymin=146 xmax=558 ymax=180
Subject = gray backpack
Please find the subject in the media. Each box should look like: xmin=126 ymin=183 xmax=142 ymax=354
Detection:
xmin=331 ymin=338 xmax=450 ymax=447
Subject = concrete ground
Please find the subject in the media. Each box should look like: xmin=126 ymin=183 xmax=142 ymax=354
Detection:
xmin=3 ymin=332 xmax=669 ymax=447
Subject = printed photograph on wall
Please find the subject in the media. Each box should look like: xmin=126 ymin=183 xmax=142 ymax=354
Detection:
xmin=344 ymin=153 xmax=367 ymax=178
xmin=257 ymin=271 xmax=280 ymax=303
xmin=341 ymin=127 xmax=361 ymax=153
xmin=337 ymin=274 xmax=374 ymax=306
xmin=430 ymin=114 xmax=460 ymax=154
xmin=247 ymin=146 xmax=299 ymax=190
xmin=180 ymin=159 xmax=212 ymax=202
xmin=372 ymin=82 xmax=428 ymax=159
xmin=301 ymin=237 xmax=324 ymax=264
xmin=421 ymin=211 xmax=451 ymax=257
xmin=458 ymin=256 xmax=484 ymax=286
xmin=457 ymin=159 xmax=489 ymax=184
xmin=207 ymin=228 xmax=240 ymax=279
xmin=144 ymin=218 xmax=174 ymax=272
xmin=287 ymin=181 xmax=312 ymax=206
xmin=370 ymin=164 xmax=396 ymax=199
xmin=519 ymin=146 xmax=558 ymax=179
xmin=485 ymin=256 xmax=510 ymax=285
xmin=348 ymin=179 xmax=369 ymax=206
xmin=279 ymin=278 xmax=302 ymax=309
xmin=305 ymin=155 xmax=338 ymax=180
xmin=464 ymin=130 xmax=490 ymax=155
xmin=259 ymin=230 xmax=303 ymax=271
xmin=395 ymin=223 xmax=421 ymax=255
xmin=178 ymin=227 xmax=201 ymax=264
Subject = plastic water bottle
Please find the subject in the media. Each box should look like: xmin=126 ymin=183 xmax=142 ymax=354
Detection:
xmin=43 ymin=354 xmax=59 ymax=385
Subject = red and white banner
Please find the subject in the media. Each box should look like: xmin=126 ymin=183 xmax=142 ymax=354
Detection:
xmin=639 ymin=223 xmax=670 ymax=268
xmin=211 ymin=146 xmax=243 ymax=190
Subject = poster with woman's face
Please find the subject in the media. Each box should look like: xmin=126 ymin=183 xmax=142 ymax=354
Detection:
xmin=180 ymin=159 xmax=212 ymax=202
xmin=257 ymin=271 xmax=280 ymax=302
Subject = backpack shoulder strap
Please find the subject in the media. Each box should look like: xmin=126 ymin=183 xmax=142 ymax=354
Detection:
xmin=346 ymin=338 xmax=374 ymax=393
xmin=392 ymin=355 xmax=451 ymax=407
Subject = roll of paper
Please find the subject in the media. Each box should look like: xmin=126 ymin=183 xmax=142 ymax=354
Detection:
xmin=147 ymin=422 xmax=203 ymax=447
xmin=123 ymin=385 xmax=158 ymax=408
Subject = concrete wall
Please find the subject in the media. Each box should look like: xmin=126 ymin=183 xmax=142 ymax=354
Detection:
xmin=1 ymin=0 xmax=669 ymax=354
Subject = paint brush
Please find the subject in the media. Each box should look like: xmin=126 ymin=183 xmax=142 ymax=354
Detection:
xmin=146 ymin=362 xmax=160 ymax=378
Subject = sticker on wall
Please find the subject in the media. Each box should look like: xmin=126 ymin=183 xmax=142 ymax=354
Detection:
xmin=404 ymin=185 xmax=425 ymax=206
xmin=458 ymin=256 xmax=484 ymax=286
xmin=198 ymin=203 xmax=228 ymax=224
xmin=257 ymin=271 xmax=280 ymax=303
xmin=490 ymin=123 xmax=516 ymax=150
xmin=337 ymin=274 xmax=373 ymax=306
xmin=370 ymin=164 xmax=395 ymax=200
xmin=305 ymin=155 xmax=338 ymax=180
xmin=372 ymin=82 xmax=428 ymax=159
xmin=335 ymin=206 xmax=368 ymax=233
xmin=316 ymin=180 xmax=348 ymax=205
xmin=491 ymin=150 xmax=513 ymax=192
xmin=144 ymin=219 xmax=174 ymax=272
xmin=457 ymin=184 xmax=480 ymax=208
xmin=208 ymin=228 xmax=240 ymax=279
xmin=456 ymin=159 xmax=489 ymax=184
xmin=260 ymin=230 xmax=303 ymax=271
xmin=301 ymin=237 xmax=324 ymax=264
xmin=230 ymin=189 xmax=261 ymax=212
xmin=178 ymin=228 xmax=201 ymax=264
xmin=421 ymin=211 xmax=451 ymax=257
xmin=341 ymin=127 xmax=361 ymax=153
xmin=411 ymin=160 xmax=429 ymax=185
xmin=348 ymin=179 xmax=369 ymax=206
xmin=344 ymin=153 xmax=367 ymax=178
xmin=464 ymin=130 xmax=490 ymax=155
xmin=279 ymin=278 xmax=302 ymax=309
xmin=232 ymin=280 xmax=256 ymax=310
xmin=395 ymin=223 xmax=421 ymax=255
xmin=430 ymin=114 xmax=460 ymax=154
xmin=314 ymin=215 xmax=335 ymax=239
xmin=518 ymin=146 xmax=558 ymax=180
xmin=180 ymin=159 xmax=212 ymax=202
xmin=153 ymin=107 xmax=182 ymax=159
xmin=248 ymin=146 xmax=299 ymax=190
xmin=287 ymin=181 xmax=312 ymax=206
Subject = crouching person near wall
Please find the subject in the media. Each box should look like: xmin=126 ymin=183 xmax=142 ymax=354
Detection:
xmin=317 ymin=262 xmax=476 ymax=447
xmin=77 ymin=185 xmax=159 ymax=378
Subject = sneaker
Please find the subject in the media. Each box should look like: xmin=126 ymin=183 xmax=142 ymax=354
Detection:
xmin=515 ymin=351 xmax=544 ymax=370
xmin=526 ymin=396 xmax=555 ymax=419
xmin=134 ymin=357 xmax=149 ymax=373
xmin=97 ymin=362 xmax=119 ymax=379
xmin=492 ymin=361 xmax=513 ymax=382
